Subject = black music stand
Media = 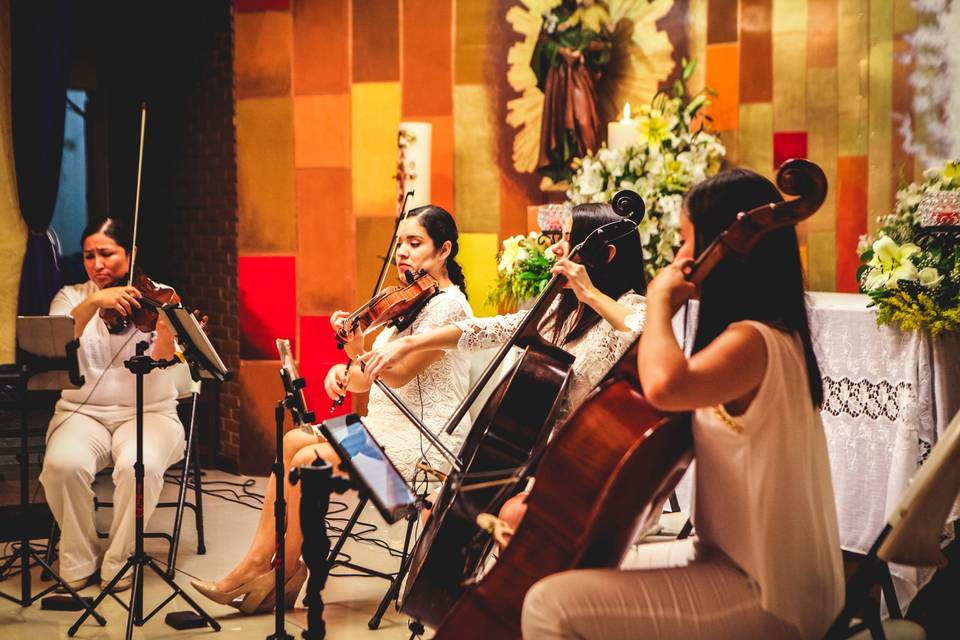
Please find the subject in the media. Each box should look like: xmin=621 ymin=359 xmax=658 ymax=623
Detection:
xmin=267 ymin=338 xmax=316 ymax=640
xmin=291 ymin=413 xmax=422 ymax=639
xmin=69 ymin=306 xmax=229 ymax=639
xmin=0 ymin=317 xmax=105 ymax=624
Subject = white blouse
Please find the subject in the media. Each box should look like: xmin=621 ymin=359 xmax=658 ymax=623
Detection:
xmin=364 ymin=286 xmax=473 ymax=478
xmin=692 ymin=321 xmax=844 ymax=639
xmin=454 ymin=291 xmax=646 ymax=425
xmin=48 ymin=281 xmax=178 ymax=432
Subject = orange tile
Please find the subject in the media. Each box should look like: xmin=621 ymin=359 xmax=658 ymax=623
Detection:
xmin=499 ymin=171 xmax=531 ymax=241
xmin=297 ymin=168 xmax=354 ymax=314
xmin=402 ymin=0 xmax=453 ymax=117
xmin=706 ymin=43 xmax=740 ymax=131
xmin=237 ymin=97 xmax=297 ymax=252
xmin=294 ymin=94 xmax=351 ymax=168
xmin=353 ymin=0 xmax=399 ymax=82
xmin=739 ymin=0 xmax=772 ymax=103
xmin=238 ymin=360 xmax=290 ymax=475
xmin=836 ymin=156 xmax=868 ymax=292
xmin=234 ymin=10 xmax=292 ymax=99
xmin=807 ymin=0 xmax=838 ymax=67
xmin=293 ymin=0 xmax=349 ymax=95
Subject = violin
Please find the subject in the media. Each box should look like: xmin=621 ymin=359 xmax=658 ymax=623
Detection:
xmin=100 ymin=269 xmax=182 ymax=334
xmin=336 ymin=270 xmax=440 ymax=344
xmin=431 ymin=159 xmax=828 ymax=639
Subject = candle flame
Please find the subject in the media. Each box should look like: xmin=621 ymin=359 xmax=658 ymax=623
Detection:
xmin=622 ymin=102 xmax=632 ymax=121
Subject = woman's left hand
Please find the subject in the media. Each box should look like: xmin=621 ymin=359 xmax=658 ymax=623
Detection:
xmin=361 ymin=336 xmax=414 ymax=380
xmin=551 ymin=258 xmax=598 ymax=305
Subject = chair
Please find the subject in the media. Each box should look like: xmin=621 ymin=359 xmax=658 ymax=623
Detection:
xmin=44 ymin=363 xmax=207 ymax=578
xmin=826 ymin=408 xmax=960 ymax=639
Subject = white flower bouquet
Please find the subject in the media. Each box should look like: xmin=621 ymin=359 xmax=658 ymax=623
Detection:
xmin=566 ymin=59 xmax=726 ymax=278
xmin=488 ymin=232 xmax=558 ymax=311
xmin=857 ymin=160 xmax=960 ymax=336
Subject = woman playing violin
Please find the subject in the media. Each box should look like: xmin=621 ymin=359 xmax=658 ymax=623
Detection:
xmin=365 ymin=203 xmax=648 ymax=449
xmin=521 ymin=169 xmax=844 ymax=640
xmin=40 ymin=217 xmax=186 ymax=593
xmin=192 ymin=205 xmax=474 ymax=614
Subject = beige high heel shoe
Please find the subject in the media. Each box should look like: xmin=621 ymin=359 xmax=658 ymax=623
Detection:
xmin=242 ymin=560 xmax=309 ymax=615
xmin=190 ymin=570 xmax=275 ymax=610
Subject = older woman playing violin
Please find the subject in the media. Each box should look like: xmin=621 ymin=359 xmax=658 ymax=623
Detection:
xmin=40 ymin=217 xmax=185 ymax=593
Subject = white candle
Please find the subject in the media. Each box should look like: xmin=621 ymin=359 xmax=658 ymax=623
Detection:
xmin=397 ymin=122 xmax=432 ymax=211
xmin=607 ymin=103 xmax=638 ymax=152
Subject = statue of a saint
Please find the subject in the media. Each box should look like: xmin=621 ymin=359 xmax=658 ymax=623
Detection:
xmin=530 ymin=0 xmax=612 ymax=190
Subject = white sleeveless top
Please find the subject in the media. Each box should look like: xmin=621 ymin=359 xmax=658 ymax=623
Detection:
xmin=692 ymin=321 xmax=844 ymax=640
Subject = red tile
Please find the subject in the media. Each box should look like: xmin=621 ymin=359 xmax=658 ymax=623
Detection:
xmin=235 ymin=0 xmax=289 ymax=12
xmin=300 ymin=315 xmax=352 ymax=418
xmin=773 ymin=131 xmax=808 ymax=170
xmin=239 ymin=256 xmax=297 ymax=359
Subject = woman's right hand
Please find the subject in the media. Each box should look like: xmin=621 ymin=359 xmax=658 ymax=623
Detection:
xmin=323 ymin=363 xmax=349 ymax=400
xmin=331 ymin=310 xmax=364 ymax=355
xmin=93 ymin=286 xmax=142 ymax=316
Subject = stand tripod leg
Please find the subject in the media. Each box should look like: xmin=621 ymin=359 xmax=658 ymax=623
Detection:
xmin=368 ymin=512 xmax=417 ymax=630
xmin=68 ymin=559 xmax=134 ymax=637
xmin=30 ymin=549 xmax=107 ymax=624
xmin=145 ymin=557 xmax=221 ymax=631
xmin=328 ymin=496 xmax=368 ymax=564
xmin=125 ymin=563 xmax=144 ymax=639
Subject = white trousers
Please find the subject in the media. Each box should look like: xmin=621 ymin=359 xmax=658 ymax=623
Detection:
xmin=39 ymin=410 xmax=184 ymax=582
xmin=521 ymin=539 xmax=802 ymax=640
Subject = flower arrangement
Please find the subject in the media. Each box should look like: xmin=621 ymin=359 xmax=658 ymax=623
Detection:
xmin=487 ymin=231 xmax=557 ymax=311
xmin=856 ymin=160 xmax=960 ymax=337
xmin=566 ymin=59 xmax=726 ymax=277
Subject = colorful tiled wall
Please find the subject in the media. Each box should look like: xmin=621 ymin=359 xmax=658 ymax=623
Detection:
xmin=233 ymin=0 xmax=922 ymax=469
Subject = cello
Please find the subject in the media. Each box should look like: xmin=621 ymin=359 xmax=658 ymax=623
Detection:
xmin=432 ymin=158 xmax=828 ymax=639
xmin=396 ymin=194 xmax=646 ymax=627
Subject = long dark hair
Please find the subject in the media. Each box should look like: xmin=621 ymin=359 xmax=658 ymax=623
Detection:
xmin=407 ymin=205 xmax=467 ymax=297
xmin=542 ymin=202 xmax=646 ymax=345
xmin=81 ymin=217 xmax=132 ymax=254
xmin=686 ymin=168 xmax=823 ymax=407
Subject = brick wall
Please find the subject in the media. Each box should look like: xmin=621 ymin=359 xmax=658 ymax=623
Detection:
xmin=163 ymin=3 xmax=241 ymax=470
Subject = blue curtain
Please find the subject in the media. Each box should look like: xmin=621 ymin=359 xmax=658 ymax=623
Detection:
xmin=12 ymin=0 xmax=73 ymax=314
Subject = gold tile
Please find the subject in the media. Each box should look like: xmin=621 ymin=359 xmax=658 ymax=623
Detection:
xmin=806 ymin=67 xmax=839 ymax=234
xmin=867 ymin=0 xmax=894 ymax=235
xmin=237 ymin=97 xmax=297 ymax=253
xmin=772 ymin=29 xmax=807 ymax=131
xmin=738 ymin=102 xmax=774 ymax=179
xmin=458 ymin=232 xmax=500 ymax=317
xmin=808 ymin=230 xmax=837 ymax=291
xmin=351 ymin=82 xmax=402 ymax=216
xmin=838 ymin=0 xmax=869 ymax=156
xmin=687 ymin=0 xmax=708 ymax=93
xmin=455 ymin=0 xmax=493 ymax=84
xmin=454 ymin=84 xmax=500 ymax=233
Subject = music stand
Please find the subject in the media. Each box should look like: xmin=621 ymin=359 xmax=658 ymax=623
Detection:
xmin=0 ymin=317 xmax=105 ymax=624
xmin=290 ymin=413 xmax=421 ymax=639
xmin=69 ymin=305 xmax=229 ymax=639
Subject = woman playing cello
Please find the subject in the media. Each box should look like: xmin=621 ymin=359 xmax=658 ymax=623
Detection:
xmin=521 ymin=168 xmax=844 ymax=639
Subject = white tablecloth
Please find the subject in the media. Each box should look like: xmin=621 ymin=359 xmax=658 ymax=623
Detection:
xmin=807 ymin=292 xmax=960 ymax=610
xmin=672 ymin=294 xmax=960 ymax=611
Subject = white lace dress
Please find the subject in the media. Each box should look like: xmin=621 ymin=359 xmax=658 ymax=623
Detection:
xmin=453 ymin=291 xmax=646 ymax=427
xmin=365 ymin=286 xmax=473 ymax=479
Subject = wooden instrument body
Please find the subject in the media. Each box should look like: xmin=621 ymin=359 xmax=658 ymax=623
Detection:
xmin=433 ymin=340 xmax=693 ymax=639
xmin=399 ymin=337 xmax=575 ymax=626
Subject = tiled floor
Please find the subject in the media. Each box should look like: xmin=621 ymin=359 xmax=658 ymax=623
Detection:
xmin=0 ymin=470 xmax=414 ymax=639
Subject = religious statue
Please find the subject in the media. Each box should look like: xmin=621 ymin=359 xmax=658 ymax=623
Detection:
xmin=530 ymin=0 xmax=612 ymax=190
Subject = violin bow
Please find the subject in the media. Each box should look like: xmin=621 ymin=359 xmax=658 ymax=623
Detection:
xmin=127 ymin=102 xmax=147 ymax=286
